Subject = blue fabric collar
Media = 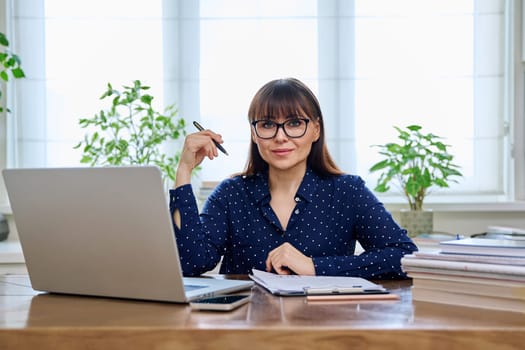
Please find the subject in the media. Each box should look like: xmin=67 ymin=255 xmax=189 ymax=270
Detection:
xmin=246 ymin=167 xmax=319 ymax=204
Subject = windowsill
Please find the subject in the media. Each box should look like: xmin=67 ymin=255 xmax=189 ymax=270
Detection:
xmin=384 ymin=201 xmax=525 ymax=213
xmin=0 ymin=241 xmax=24 ymax=263
xmin=376 ymin=193 xmax=525 ymax=212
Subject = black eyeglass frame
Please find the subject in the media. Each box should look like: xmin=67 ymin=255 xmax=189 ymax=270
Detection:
xmin=251 ymin=117 xmax=311 ymax=140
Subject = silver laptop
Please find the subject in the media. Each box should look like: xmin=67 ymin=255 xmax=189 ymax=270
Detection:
xmin=2 ymin=166 xmax=253 ymax=303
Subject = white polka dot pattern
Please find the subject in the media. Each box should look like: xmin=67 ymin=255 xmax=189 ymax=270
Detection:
xmin=169 ymin=168 xmax=418 ymax=278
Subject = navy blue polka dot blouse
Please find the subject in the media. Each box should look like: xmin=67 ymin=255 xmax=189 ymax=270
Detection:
xmin=169 ymin=168 xmax=417 ymax=279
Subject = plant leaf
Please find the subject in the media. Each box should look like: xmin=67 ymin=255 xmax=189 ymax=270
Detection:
xmin=0 ymin=33 xmax=8 ymax=46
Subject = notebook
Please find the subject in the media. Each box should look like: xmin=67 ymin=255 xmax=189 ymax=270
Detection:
xmin=2 ymin=166 xmax=253 ymax=303
xmin=439 ymin=238 xmax=525 ymax=258
xmin=250 ymin=269 xmax=388 ymax=296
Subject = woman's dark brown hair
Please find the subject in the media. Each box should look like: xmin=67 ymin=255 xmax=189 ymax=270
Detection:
xmin=242 ymin=78 xmax=342 ymax=177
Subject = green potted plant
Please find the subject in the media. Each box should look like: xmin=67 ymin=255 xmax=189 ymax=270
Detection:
xmin=1 ymin=31 xmax=25 ymax=241
xmin=0 ymin=31 xmax=25 ymax=114
xmin=74 ymin=80 xmax=190 ymax=187
xmin=369 ymin=125 xmax=463 ymax=237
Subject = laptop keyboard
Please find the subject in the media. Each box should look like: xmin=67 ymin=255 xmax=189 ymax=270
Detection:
xmin=184 ymin=284 xmax=207 ymax=292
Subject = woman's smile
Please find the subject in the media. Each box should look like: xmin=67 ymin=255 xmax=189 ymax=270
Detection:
xmin=272 ymin=148 xmax=294 ymax=156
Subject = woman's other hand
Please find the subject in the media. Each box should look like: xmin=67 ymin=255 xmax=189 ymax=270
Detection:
xmin=265 ymin=242 xmax=315 ymax=275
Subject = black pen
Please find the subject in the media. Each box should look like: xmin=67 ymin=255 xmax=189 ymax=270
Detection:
xmin=192 ymin=121 xmax=229 ymax=156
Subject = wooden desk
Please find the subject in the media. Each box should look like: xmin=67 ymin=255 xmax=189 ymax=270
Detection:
xmin=0 ymin=275 xmax=523 ymax=350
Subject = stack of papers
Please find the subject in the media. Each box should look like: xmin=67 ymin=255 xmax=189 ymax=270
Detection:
xmin=249 ymin=269 xmax=387 ymax=296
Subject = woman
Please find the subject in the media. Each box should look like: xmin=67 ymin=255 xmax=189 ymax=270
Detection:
xmin=170 ymin=78 xmax=417 ymax=278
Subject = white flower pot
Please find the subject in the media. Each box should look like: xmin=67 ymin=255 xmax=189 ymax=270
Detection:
xmin=400 ymin=209 xmax=433 ymax=238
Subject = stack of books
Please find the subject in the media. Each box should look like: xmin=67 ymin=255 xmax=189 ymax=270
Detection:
xmin=401 ymin=237 xmax=525 ymax=313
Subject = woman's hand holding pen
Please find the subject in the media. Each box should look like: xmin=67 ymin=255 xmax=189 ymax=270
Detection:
xmin=175 ymin=127 xmax=226 ymax=188
xmin=265 ymin=242 xmax=316 ymax=276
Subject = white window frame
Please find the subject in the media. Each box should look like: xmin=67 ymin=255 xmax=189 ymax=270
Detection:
xmin=0 ymin=0 xmax=524 ymax=213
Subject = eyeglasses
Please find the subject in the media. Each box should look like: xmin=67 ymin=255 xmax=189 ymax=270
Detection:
xmin=251 ymin=117 xmax=310 ymax=139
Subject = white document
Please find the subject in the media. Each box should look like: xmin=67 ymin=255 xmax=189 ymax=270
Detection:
xmin=249 ymin=269 xmax=387 ymax=296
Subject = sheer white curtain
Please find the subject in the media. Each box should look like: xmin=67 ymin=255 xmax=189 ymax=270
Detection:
xmin=3 ymin=0 xmax=520 ymax=206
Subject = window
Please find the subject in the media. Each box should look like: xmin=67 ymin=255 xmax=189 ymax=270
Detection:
xmin=197 ymin=1 xmax=513 ymax=202
xmin=352 ymin=1 xmax=508 ymax=199
xmin=3 ymin=0 xmax=522 ymax=206
xmin=43 ymin=0 xmax=164 ymax=166
xmin=198 ymin=0 xmax=318 ymax=180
